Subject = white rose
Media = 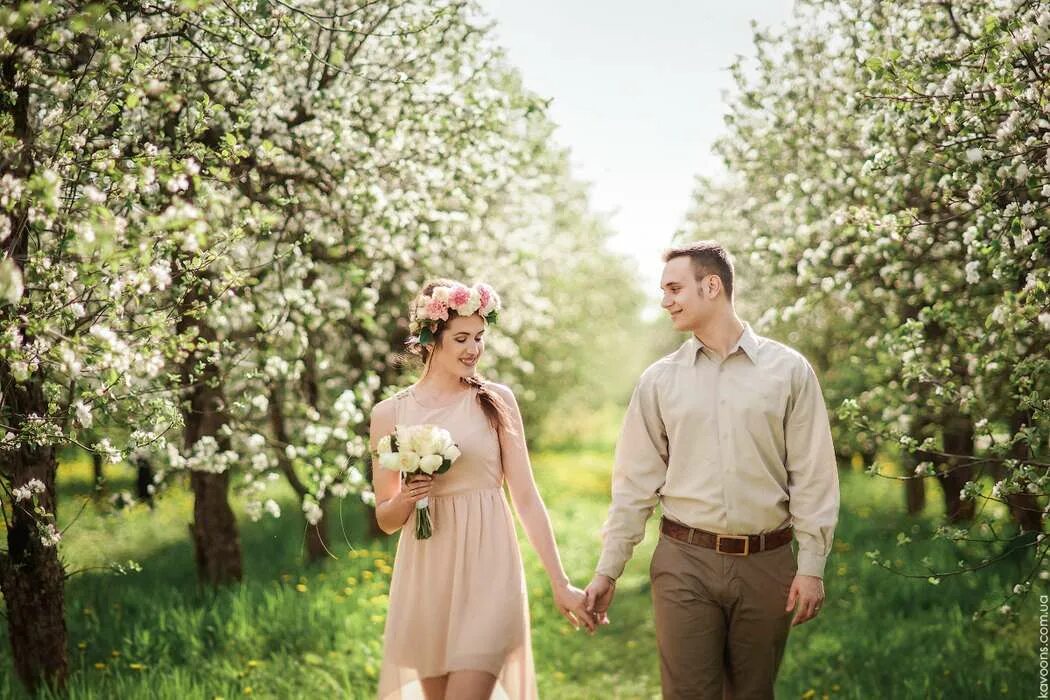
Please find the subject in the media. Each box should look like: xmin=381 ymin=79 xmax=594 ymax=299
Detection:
xmin=376 ymin=434 xmax=392 ymax=455
xmin=418 ymin=454 xmax=443 ymax=474
xmin=432 ymin=286 xmax=451 ymax=303
xmin=411 ymin=430 xmax=436 ymax=457
xmin=398 ymin=450 xmax=420 ymax=472
xmin=442 ymin=444 xmax=461 ymax=462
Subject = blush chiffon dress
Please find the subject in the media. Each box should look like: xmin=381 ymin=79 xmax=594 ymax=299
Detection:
xmin=376 ymin=384 xmax=538 ymax=699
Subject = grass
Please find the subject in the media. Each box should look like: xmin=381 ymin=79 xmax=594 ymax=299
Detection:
xmin=0 ymin=449 xmax=1044 ymax=699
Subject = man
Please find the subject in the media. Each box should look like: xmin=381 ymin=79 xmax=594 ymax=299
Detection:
xmin=584 ymin=241 xmax=840 ymax=699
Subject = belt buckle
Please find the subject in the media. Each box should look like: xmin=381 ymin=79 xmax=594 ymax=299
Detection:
xmin=715 ymin=534 xmax=750 ymax=556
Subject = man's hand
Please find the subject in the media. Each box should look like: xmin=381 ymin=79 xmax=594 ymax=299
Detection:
xmin=583 ymin=574 xmax=616 ymax=627
xmin=786 ymin=574 xmax=825 ymax=626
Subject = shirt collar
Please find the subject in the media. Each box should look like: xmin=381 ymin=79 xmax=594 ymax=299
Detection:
xmin=687 ymin=322 xmax=760 ymax=365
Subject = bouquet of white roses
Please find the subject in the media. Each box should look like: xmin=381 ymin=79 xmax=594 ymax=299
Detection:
xmin=376 ymin=424 xmax=461 ymax=539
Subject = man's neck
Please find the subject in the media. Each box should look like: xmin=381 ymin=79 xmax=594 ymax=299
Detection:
xmin=691 ymin=314 xmax=745 ymax=361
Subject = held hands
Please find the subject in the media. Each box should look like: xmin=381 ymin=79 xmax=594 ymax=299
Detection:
xmin=583 ymin=574 xmax=616 ymax=628
xmin=553 ymin=582 xmax=598 ymax=633
xmin=786 ymin=574 xmax=825 ymax=626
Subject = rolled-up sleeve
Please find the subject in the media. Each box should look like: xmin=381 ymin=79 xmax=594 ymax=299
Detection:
xmin=785 ymin=359 xmax=840 ymax=578
xmin=596 ymin=365 xmax=670 ymax=580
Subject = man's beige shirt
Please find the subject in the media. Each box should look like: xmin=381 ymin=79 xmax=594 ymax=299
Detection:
xmin=597 ymin=323 xmax=840 ymax=580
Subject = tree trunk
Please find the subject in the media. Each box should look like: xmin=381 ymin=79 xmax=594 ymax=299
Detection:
xmin=0 ymin=379 xmax=68 ymax=692
xmin=905 ymin=474 xmax=927 ymax=515
xmin=0 ymin=23 xmax=68 ymax=692
xmin=188 ymin=471 xmax=242 ymax=584
xmin=935 ymin=413 xmax=976 ymax=522
xmin=906 ymin=416 xmax=931 ymax=515
xmin=135 ymin=456 xmax=155 ymax=509
xmin=180 ymin=318 xmax=242 ymax=586
xmin=91 ymin=449 xmax=104 ymax=500
xmin=1000 ymin=412 xmax=1043 ymax=533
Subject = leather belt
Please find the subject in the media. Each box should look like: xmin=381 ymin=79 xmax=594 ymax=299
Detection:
xmin=660 ymin=517 xmax=792 ymax=556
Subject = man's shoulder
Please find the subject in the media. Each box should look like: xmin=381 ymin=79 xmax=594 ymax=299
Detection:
xmin=753 ymin=332 xmax=810 ymax=367
xmin=638 ymin=348 xmax=685 ymax=385
xmin=751 ymin=333 xmax=817 ymax=388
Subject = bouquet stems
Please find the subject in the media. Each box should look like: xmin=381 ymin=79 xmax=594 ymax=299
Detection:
xmin=415 ymin=498 xmax=433 ymax=540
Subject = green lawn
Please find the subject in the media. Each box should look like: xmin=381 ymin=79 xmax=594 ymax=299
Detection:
xmin=0 ymin=450 xmax=1042 ymax=699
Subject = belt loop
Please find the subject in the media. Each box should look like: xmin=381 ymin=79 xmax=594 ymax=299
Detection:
xmin=687 ymin=528 xmax=694 ymax=545
xmin=760 ymin=533 xmax=766 ymax=551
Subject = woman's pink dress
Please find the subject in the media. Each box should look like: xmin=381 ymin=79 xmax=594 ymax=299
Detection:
xmin=377 ymin=385 xmax=537 ymax=699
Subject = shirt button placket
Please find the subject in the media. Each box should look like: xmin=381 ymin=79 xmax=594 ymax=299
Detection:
xmin=715 ymin=360 xmax=733 ymax=532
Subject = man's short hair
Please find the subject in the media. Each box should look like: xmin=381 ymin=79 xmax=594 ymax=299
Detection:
xmin=662 ymin=241 xmax=735 ymax=300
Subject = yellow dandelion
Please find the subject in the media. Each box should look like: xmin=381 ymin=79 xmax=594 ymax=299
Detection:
xmin=553 ymin=671 xmax=566 ymax=681
xmin=346 ymin=577 xmax=358 ymax=586
xmin=802 ymin=690 xmax=816 ymax=699
xmin=370 ymin=614 xmax=384 ymax=624
xmin=110 ymin=650 xmax=121 ymax=658
xmin=94 ymin=662 xmax=107 ymax=670
xmin=295 ymin=583 xmax=308 ymax=593
xmin=243 ymin=687 xmax=253 ymax=695
xmin=362 ymin=571 xmax=373 ymax=580
xmin=247 ymin=660 xmax=260 ymax=668
xmin=129 ymin=662 xmax=146 ymax=671
xmin=343 ymin=587 xmax=354 ymax=596
xmin=77 ymin=641 xmax=88 ymax=650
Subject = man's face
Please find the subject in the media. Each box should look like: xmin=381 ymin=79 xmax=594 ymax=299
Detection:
xmin=660 ymin=256 xmax=713 ymax=331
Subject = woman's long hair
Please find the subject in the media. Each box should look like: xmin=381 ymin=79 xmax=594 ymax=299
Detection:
xmin=406 ymin=279 xmax=515 ymax=436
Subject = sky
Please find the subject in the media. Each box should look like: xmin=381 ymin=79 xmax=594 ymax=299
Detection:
xmin=480 ymin=0 xmax=795 ymax=309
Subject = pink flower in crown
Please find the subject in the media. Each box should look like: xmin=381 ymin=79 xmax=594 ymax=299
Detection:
xmin=424 ymin=297 xmax=449 ymax=322
xmin=476 ymin=283 xmax=500 ymax=317
xmin=476 ymin=284 xmax=492 ymax=311
xmin=447 ymin=284 xmax=472 ymax=310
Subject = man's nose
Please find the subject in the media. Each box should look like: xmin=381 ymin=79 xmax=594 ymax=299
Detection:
xmin=661 ymin=294 xmax=673 ymax=308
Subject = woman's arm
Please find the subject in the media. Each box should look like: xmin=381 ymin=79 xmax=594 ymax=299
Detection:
xmin=370 ymin=399 xmax=432 ymax=535
xmin=493 ymin=384 xmax=595 ymax=631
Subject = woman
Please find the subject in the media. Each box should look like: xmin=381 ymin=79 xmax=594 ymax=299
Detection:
xmin=370 ymin=279 xmax=594 ymax=700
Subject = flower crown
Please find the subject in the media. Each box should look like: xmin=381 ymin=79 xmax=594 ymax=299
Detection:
xmin=409 ymin=282 xmax=501 ymax=345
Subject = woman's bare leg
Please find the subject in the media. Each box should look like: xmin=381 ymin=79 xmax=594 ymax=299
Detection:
xmin=419 ymin=673 xmax=448 ymax=700
xmin=444 ymin=670 xmax=498 ymax=699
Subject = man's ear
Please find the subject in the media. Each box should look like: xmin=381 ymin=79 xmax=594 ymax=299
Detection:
xmin=706 ymin=275 xmax=722 ymax=299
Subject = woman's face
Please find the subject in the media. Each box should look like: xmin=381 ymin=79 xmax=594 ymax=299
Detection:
xmin=430 ymin=314 xmax=486 ymax=379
